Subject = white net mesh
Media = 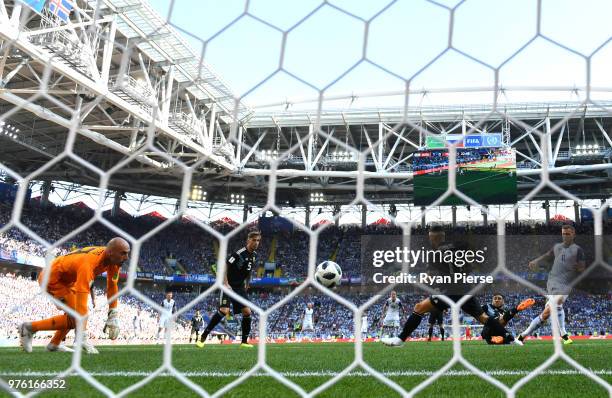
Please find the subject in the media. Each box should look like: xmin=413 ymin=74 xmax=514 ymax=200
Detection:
xmin=0 ymin=0 xmax=611 ymax=396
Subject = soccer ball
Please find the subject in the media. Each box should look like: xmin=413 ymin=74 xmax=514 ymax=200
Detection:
xmin=315 ymin=261 xmax=342 ymax=288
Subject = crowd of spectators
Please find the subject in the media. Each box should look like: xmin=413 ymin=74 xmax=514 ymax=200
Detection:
xmin=4 ymin=201 xmax=611 ymax=280
xmin=0 ymin=200 xmax=610 ymax=345
xmin=1 ymin=271 xmax=609 ymax=347
xmin=412 ymin=148 xmax=509 ymax=172
xmin=0 ymin=273 xmax=186 ymax=345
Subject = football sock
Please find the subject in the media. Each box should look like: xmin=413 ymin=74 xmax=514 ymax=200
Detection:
xmin=522 ymin=315 xmax=543 ymax=337
xmin=503 ymin=334 xmax=516 ymax=344
xmin=440 ymin=326 xmax=445 ymax=341
xmin=503 ymin=308 xmax=518 ymax=323
xmin=201 ymin=311 xmax=224 ymax=342
xmin=557 ymin=306 xmax=568 ymax=337
xmin=428 ymin=325 xmax=434 ymax=340
xmin=241 ymin=314 xmax=252 ymax=344
xmin=50 ymin=329 xmax=69 ymax=346
xmin=399 ymin=312 xmax=423 ymax=341
xmin=31 ymin=315 xmax=74 ymax=332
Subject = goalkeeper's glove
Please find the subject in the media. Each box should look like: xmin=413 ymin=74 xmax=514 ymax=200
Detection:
xmin=103 ymin=308 xmax=120 ymax=340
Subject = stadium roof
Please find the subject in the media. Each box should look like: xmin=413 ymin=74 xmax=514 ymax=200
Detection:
xmin=0 ymin=2 xmax=611 ymax=208
xmin=95 ymin=0 xmax=251 ymax=123
xmin=244 ymin=101 xmax=612 ymax=128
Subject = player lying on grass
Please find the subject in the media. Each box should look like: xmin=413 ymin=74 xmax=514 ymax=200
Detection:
xmin=381 ymin=226 xmax=523 ymax=347
xmin=19 ymin=238 xmax=129 ymax=354
xmin=196 ymin=231 xmax=261 ymax=349
xmin=518 ymin=224 xmax=585 ymax=345
xmin=481 ymin=293 xmax=535 ymax=344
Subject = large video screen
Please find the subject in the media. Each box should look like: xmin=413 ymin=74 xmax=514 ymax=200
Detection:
xmin=413 ymin=147 xmax=517 ymax=206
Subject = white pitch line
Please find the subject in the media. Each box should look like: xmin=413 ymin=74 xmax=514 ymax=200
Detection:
xmin=0 ymin=370 xmax=610 ymax=378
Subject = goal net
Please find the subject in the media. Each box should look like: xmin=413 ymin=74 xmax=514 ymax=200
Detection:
xmin=0 ymin=0 xmax=611 ymax=397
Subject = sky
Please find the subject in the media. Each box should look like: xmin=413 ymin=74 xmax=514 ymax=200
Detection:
xmin=146 ymin=0 xmax=612 ymax=111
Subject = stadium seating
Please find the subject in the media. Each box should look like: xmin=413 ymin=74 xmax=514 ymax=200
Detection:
xmin=1 ymin=201 xmax=610 ymax=343
xmin=1 ymin=273 xmax=609 ymax=344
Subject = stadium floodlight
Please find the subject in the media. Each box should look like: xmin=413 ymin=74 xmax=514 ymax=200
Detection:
xmin=230 ymin=193 xmax=245 ymax=204
xmin=329 ymin=151 xmax=354 ymax=162
xmin=189 ymin=185 xmax=206 ymax=201
xmin=261 ymin=149 xmax=279 ymax=161
xmin=310 ymin=192 xmax=325 ymax=203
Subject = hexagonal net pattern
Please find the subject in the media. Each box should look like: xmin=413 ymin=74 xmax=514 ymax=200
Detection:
xmin=0 ymin=0 xmax=611 ymax=397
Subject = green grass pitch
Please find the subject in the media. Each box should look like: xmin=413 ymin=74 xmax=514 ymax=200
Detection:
xmin=414 ymin=168 xmax=517 ymax=206
xmin=0 ymin=340 xmax=610 ymax=397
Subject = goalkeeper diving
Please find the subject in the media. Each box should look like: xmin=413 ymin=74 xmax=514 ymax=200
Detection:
xmin=18 ymin=238 xmax=130 ymax=354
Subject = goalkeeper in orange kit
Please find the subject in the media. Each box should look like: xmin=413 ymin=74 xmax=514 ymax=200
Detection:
xmin=18 ymin=237 xmax=130 ymax=354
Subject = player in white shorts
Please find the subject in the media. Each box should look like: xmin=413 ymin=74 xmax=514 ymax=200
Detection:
xmin=156 ymin=291 xmax=176 ymax=341
xmin=301 ymin=303 xmax=315 ymax=336
xmin=132 ymin=309 xmax=143 ymax=338
xmin=380 ymin=291 xmax=403 ymax=338
xmin=361 ymin=313 xmax=368 ymax=337
xmin=519 ymin=224 xmax=585 ymax=345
